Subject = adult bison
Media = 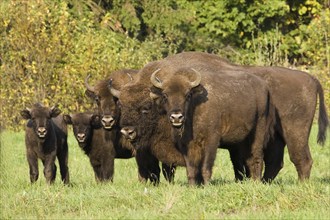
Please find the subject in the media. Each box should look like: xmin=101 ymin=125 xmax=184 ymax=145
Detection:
xmin=20 ymin=103 xmax=69 ymax=184
xmin=64 ymin=112 xmax=134 ymax=182
xmin=84 ymin=69 xmax=177 ymax=183
xmin=148 ymin=56 xmax=276 ymax=185
xmin=149 ymin=52 xmax=329 ymax=182
xmin=107 ymin=69 xmax=187 ymax=177
xmin=110 ymin=58 xmax=275 ymax=185
xmin=85 ymin=69 xmax=138 ymax=130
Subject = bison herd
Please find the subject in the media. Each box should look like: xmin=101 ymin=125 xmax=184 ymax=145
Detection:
xmin=20 ymin=52 xmax=329 ymax=186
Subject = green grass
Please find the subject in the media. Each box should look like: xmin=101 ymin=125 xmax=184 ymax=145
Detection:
xmin=1 ymin=126 xmax=329 ymax=219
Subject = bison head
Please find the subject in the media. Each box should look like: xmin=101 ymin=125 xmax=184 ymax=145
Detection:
xmin=20 ymin=103 xmax=61 ymax=139
xmin=63 ymin=113 xmax=101 ymax=149
xmin=110 ymin=82 xmax=161 ymax=149
xmin=85 ymin=75 xmax=120 ymax=130
xmin=150 ymin=68 xmax=203 ymax=128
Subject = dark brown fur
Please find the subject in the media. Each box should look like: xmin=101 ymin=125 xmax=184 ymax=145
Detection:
xmin=20 ymin=103 xmax=69 ymax=184
xmin=149 ymin=53 xmax=276 ymax=185
xmin=238 ymin=65 xmax=329 ymax=181
xmin=85 ymin=69 xmax=175 ymax=184
xmin=63 ymin=113 xmax=134 ymax=182
xmin=152 ymin=52 xmax=329 ymax=182
xmin=116 ymin=78 xmax=186 ymax=169
xmin=85 ymin=69 xmax=139 ymax=130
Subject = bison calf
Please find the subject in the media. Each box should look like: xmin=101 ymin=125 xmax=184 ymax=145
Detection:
xmin=64 ymin=112 xmax=134 ymax=182
xmin=20 ymin=103 xmax=69 ymax=184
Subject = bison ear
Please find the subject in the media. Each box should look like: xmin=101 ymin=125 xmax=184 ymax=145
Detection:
xmin=149 ymin=87 xmax=162 ymax=101
xmin=63 ymin=114 xmax=72 ymax=124
xmin=50 ymin=106 xmax=61 ymax=118
xmin=85 ymin=90 xmax=97 ymax=100
xmin=150 ymin=91 xmax=160 ymax=100
xmin=20 ymin=109 xmax=31 ymax=120
xmin=192 ymin=84 xmax=205 ymax=97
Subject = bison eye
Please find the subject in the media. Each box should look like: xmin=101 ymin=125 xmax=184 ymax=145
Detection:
xmin=116 ymin=100 xmax=121 ymax=108
xmin=141 ymin=109 xmax=149 ymax=114
xmin=141 ymin=103 xmax=152 ymax=114
xmin=162 ymin=93 xmax=168 ymax=100
xmin=141 ymin=106 xmax=150 ymax=114
xmin=95 ymin=96 xmax=100 ymax=103
xmin=186 ymin=92 xmax=192 ymax=100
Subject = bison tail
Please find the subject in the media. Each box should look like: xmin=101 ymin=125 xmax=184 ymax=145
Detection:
xmin=315 ymin=78 xmax=329 ymax=146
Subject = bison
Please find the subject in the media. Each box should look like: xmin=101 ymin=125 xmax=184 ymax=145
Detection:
xmin=149 ymin=51 xmax=329 ymax=182
xmin=109 ymin=62 xmax=273 ymax=185
xmin=20 ymin=103 xmax=69 ymax=184
xmin=84 ymin=69 xmax=176 ymax=183
xmin=147 ymin=56 xmax=276 ymax=185
xmin=63 ymin=112 xmax=134 ymax=182
xmin=109 ymin=73 xmax=187 ymax=172
xmin=85 ymin=69 xmax=139 ymax=130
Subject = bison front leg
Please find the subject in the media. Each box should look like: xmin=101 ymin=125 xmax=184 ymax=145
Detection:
xmin=102 ymin=156 xmax=114 ymax=182
xmin=185 ymin=143 xmax=204 ymax=185
xmin=57 ymin=141 xmax=70 ymax=185
xmin=135 ymin=149 xmax=160 ymax=185
xmin=201 ymin=136 xmax=220 ymax=185
xmin=42 ymin=157 xmax=57 ymax=184
xmin=91 ymin=162 xmax=103 ymax=182
xmin=185 ymin=161 xmax=202 ymax=185
xmin=27 ymin=152 xmax=39 ymax=183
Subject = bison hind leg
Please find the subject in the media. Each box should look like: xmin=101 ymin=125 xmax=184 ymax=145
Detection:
xmin=161 ymin=163 xmax=176 ymax=183
xmin=262 ymin=133 xmax=285 ymax=182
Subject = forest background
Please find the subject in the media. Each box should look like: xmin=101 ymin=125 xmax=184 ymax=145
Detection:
xmin=1 ymin=0 xmax=329 ymax=130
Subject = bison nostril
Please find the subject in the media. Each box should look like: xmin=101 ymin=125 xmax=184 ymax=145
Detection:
xmin=102 ymin=116 xmax=115 ymax=128
xmin=121 ymin=127 xmax=136 ymax=140
xmin=37 ymin=127 xmax=47 ymax=138
xmin=77 ymin=133 xmax=86 ymax=142
xmin=170 ymin=113 xmax=184 ymax=127
xmin=170 ymin=113 xmax=184 ymax=121
xmin=77 ymin=133 xmax=85 ymax=139
xmin=38 ymin=127 xmax=46 ymax=133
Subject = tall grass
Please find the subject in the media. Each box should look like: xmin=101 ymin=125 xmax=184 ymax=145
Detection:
xmin=0 ymin=126 xmax=329 ymax=219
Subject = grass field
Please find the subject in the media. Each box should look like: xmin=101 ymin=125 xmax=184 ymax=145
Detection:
xmin=1 ymin=126 xmax=329 ymax=219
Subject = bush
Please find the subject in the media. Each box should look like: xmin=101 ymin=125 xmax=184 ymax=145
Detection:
xmin=0 ymin=0 xmax=166 ymax=130
xmin=1 ymin=0 xmax=329 ymax=130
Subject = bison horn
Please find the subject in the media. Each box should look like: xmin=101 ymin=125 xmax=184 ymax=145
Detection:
xmin=150 ymin=69 xmax=163 ymax=89
xmin=190 ymin=68 xmax=202 ymax=88
xmin=126 ymin=73 xmax=133 ymax=81
xmin=85 ymin=74 xmax=95 ymax=93
xmin=108 ymin=79 xmax=121 ymax=98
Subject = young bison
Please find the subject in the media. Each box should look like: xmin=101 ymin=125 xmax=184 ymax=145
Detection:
xmin=20 ymin=103 xmax=69 ymax=184
xmin=64 ymin=112 xmax=135 ymax=182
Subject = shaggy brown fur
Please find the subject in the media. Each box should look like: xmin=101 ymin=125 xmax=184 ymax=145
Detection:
xmin=151 ymin=52 xmax=329 ymax=182
xmin=63 ymin=113 xmax=134 ymax=182
xmin=115 ymin=78 xmax=186 ymax=168
xmin=85 ymin=69 xmax=139 ymax=130
xmin=84 ymin=69 xmax=175 ymax=184
xmin=149 ymin=53 xmax=276 ymax=185
xmin=20 ymin=103 xmax=69 ymax=184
